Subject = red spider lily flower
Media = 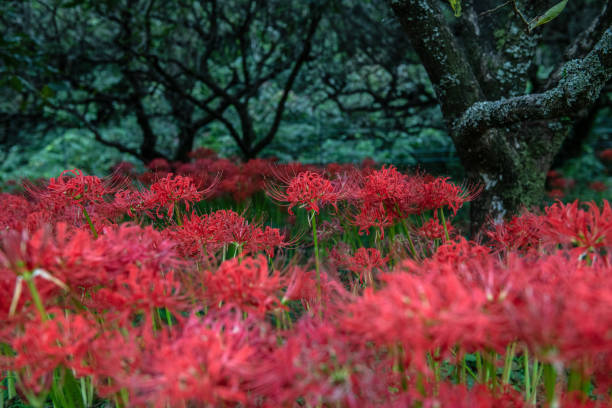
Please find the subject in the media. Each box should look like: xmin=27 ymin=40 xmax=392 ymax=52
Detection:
xmin=351 ymin=203 xmax=394 ymax=237
xmin=10 ymin=310 xmax=98 ymax=394
xmin=90 ymin=265 xmax=185 ymax=338
xmin=542 ymin=200 xmax=612 ymax=253
xmin=204 ymin=255 xmax=284 ymax=316
xmin=332 ymin=247 xmax=388 ymax=285
xmin=110 ymin=161 xmax=135 ymax=176
xmin=146 ymin=158 xmax=172 ymax=172
xmin=282 ymin=265 xmax=319 ymax=303
xmin=112 ymin=188 xmax=154 ymax=218
xmin=547 ymin=188 xmax=565 ymax=199
xmin=266 ymin=170 xmax=346 ymax=215
xmin=357 ymin=165 xmax=412 ymax=218
xmin=315 ymin=219 xmax=344 ymax=243
xmin=502 ymin=254 xmax=612 ymax=369
xmin=188 ymin=147 xmax=218 ymax=159
xmin=147 ymin=173 xmax=207 ymax=218
xmin=282 ymin=265 xmax=350 ymax=310
xmin=94 ymin=223 xmax=180 ymax=278
xmin=145 ymin=317 xmax=255 ymax=407
xmin=220 ymin=173 xmax=263 ymax=201
xmin=96 ymin=312 xmax=260 ymax=408
xmin=486 ymin=210 xmax=545 ymax=253
xmin=48 ymin=169 xmax=106 ymax=203
xmin=168 ymin=210 xmax=289 ymax=258
xmin=421 ymin=177 xmax=481 ymax=215
xmin=588 ymin=181 xmax=607 ymax=192
xmin=417 ymin=216 xmax=454 ymax=240
xmin=248 ymin=225 xmax=291 ymax=257
xmin=343 ymin=259 xmax=506 ymax=371
xmin=253 ymin=318 xmax=392 ymax=408
xmin=549 ymin=177 xmax=576 ymax=189
xmin=26 ymin=170 xmax=127 ymax=232
xmin=431 ymin=237 xmax=491 ymax=265
xmin=599 ymin=148 xmax=612 ymax=162
xmin=0 ymin=193 xmax=33 ymax=231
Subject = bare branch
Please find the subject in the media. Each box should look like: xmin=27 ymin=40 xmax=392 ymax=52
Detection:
xmin=455 ymin=29 xmax=612 ymax=139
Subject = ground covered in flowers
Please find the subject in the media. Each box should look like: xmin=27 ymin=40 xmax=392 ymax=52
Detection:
xmin=0 ymin=149 xmax=611 ymax=407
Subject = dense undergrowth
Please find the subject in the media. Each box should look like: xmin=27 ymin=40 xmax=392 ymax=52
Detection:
xmin=0 ymin=148 xmax=611 ymax=407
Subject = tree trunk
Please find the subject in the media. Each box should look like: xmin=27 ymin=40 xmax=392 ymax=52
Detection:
xmin=387 ymin=0 xmax=612 ymax=230
xmin=174 ymin=128 xmax=197 ymax=162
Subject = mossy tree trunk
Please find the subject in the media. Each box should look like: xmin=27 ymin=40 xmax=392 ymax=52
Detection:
xmin=387 ymin=0 xmax=611 ymax=231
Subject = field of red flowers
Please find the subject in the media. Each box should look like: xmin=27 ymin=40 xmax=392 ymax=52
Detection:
xmin=1 ymin=149 xmax=611 ymax=407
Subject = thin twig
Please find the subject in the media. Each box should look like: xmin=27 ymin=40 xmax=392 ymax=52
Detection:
xmin=511 ymin=0 xmax=531 ymax=31
xmin=479 ymin=1 xmax=510 ymax=17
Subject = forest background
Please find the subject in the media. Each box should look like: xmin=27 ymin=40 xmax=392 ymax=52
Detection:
xmin=1 ymin=0 xmax=610 ymax=224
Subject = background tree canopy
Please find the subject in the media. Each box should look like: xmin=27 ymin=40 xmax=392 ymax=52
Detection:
xmin=1 ymin=0 xmax=610 ymax=223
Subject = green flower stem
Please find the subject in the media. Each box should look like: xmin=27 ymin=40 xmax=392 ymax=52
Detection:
xmin=24 ymin=273 xmax=48 ymax=322
xmin=311 ymin=211 xmax=322 ymax=302
xmin=476 ymin=352 xmax=483 ymax=383
xmin=531 ymin=359 xmax=544 ymax=405
xmin=439 ymin=207 xmax=451 ymax=242
xmin=398 ymin=217 xmax=418 ymax=259
xmin=524 ymin=349 xmax=531 ymax=401
xmin=543 ymin=363 xmax=558 ymax=406
xmin=174 ymin=203 xmax=183 ymax=226
xmin=82 ymin=207 xmax=98 ymax=239
xmin=502 ymin=342 xmax=517 ymax=385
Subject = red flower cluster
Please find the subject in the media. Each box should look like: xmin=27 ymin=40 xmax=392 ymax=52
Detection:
xmin=0 ymin=151 xmax=610 ymax=407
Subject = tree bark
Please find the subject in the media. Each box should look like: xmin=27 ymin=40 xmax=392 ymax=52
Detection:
xmin=388 ymin=0 xmax=612 ymax=232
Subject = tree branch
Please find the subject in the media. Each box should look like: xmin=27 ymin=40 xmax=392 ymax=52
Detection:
xmin=387 ymin=0 xmax=483 ymax=123
xmin=455 ymin=29 xmax=612 ymax=139
xmin=251 ymin=6 xmax=323 ymax=157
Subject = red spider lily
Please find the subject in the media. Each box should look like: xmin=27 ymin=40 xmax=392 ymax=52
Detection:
xmin=220 ymin=173 xmax=263 ymax=201
xmin=486 ymin=210 xmax=545 ymax=253
xmin=548 ymin=188 xmax=565 ymax=199
xmin=204 ymin=255 xmax=284 ymax=316
xmin=343 ymin=260 xmax=507 ymax=371
xmin=316 ymin=219 xmax=344 ymax=242
xmin=266 ymin=170 xmax=346 ymax=215
xmin=144 ymin=317 xmax=256 ymax=407
xmin=93 ymin=312 xmax=259 ymax=408
xmin=430 ymin=236 xmax=491 ymax=265
xmin=357 ymin=165 xmax=416 ymax=218
xmin=94 ymin=223 xmax=180 ymax=278
xmin=502 ymin=254 xmax=612 ymax=368
xmin=542 ymin=200 xmax=612 ymax=253
xmin=253 ymin=318 xmax=392 ymax=408
xmin=598 ymin=148 xmax=612 ymax=162
xmin=112 ymin=188 xmax=154 ymax=218
xmin=147 ymin=173 xmax=212 ymax=218
xmin=189 ymin=147 xmax=218 ymax=159
xmin=588 ymin=181 xmax=607 ymax=192
xmin=146 ymin=158 xmax=171 ymax=172
xmin=351 ymin=202 xmax=394 ymax=237
xmin=0 ymin=193 xmax=33 ymax=231
xmin=110 ymin=161 xmax=135 ymax=176
xmin=169 ymin=210 xmax=290 ymax=258
xmin=282 ymin=265 xmax=350 ymax=311
xmin=332 ymin=246 xmax=387 ymax=285
xmin=10 ymin=310 xmax=98 ymax=394
xmin=417 ymin=215 xmax=454 ymax=240
xmin=89 ymin=265 xmax=185 ymax=339
xmin=549 ymin=177 xmax=576 ymax=190
xmin=45 ymin=169 xmax=110 ymax=206
xmin=421 ymin=177 xmax=482 ymax=215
